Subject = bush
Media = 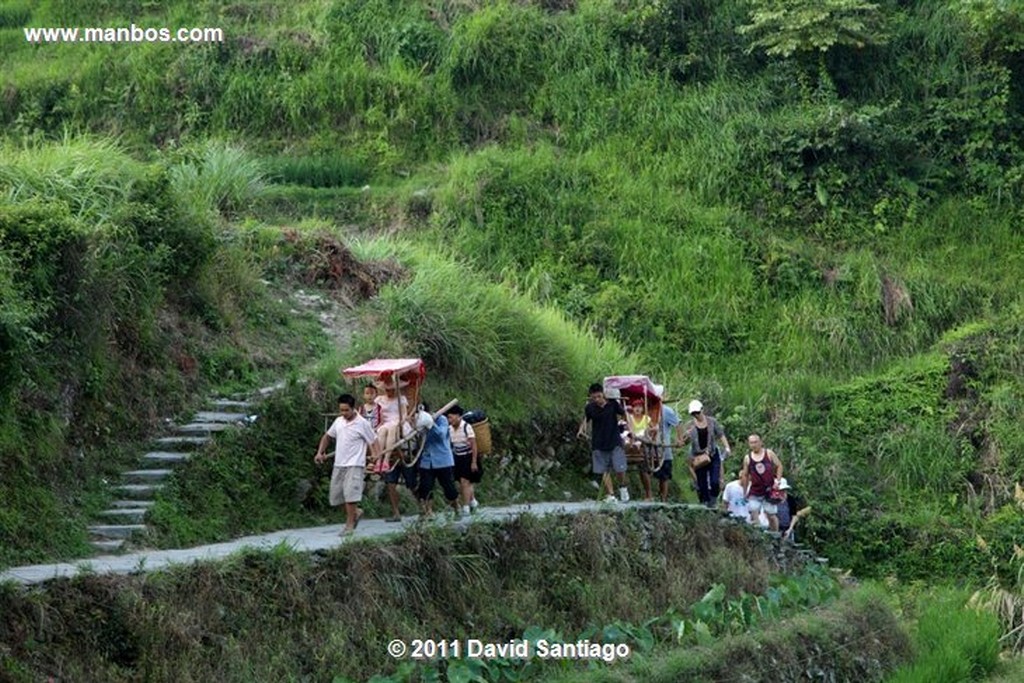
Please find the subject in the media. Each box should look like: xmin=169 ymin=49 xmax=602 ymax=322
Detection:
xmin=612 ymin=0 xmax=757 ymax=82
xmin=445 ymin=2 xmax=551 ymax=107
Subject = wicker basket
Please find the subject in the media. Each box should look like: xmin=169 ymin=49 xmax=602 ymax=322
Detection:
xmin=471 ymin=418 xmax=492 ymax=455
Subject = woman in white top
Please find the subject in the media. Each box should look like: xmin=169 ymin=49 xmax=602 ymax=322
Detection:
xmin=446 ymin=405 xmax=481 ymax=515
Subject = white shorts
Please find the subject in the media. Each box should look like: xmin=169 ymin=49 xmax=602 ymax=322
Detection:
xmin=748 ymin=496 xmax=778 ymax=515
xmin=330 ymin=466 xmax=364 ymax=505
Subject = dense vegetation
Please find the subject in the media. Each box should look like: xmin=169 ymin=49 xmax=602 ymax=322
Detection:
xmin=0 ymin=136 xmax=334 ymax=566
xmin=2 ymin=0 xmax=1024 ymax=678
xmin=0 ymin=508 xmax=906 ymax=682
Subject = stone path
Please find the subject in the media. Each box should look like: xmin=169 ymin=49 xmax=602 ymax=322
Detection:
xmin=87 ymin=399 xmax=256 ymax=553
xmin=3 ymin=501 xmax=698 ymax=586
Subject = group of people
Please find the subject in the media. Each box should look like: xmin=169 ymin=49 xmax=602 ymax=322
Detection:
xmin=578 ymin=383 xmax=810 ymax=540
xmin=311 ymin=379 xmax=810 ymax=540
xmin=313 ymin=384 xmax=483 ymax=535
xmin=720 ymin=434 xmax=810 ymax=540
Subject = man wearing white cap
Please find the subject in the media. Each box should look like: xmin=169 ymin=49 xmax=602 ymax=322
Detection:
xmin=685 ymin=399 xmax=731 ymax=507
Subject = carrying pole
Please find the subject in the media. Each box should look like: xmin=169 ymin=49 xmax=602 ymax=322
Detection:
xmin=379 ymin=397 xmax=459 ymax=455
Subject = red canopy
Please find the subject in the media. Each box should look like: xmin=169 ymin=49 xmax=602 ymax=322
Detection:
xmin=603 ymin=375 xmax=664 ymax=399
xmin=604 ymin=375 xmax=663 ymax=427
xmin=342 ymin=358 xmax=426 ymax=386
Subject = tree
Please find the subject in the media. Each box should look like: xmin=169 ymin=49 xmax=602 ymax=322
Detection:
xmin=737 ymin=0 xmax=888 ymax=58
xmin=958 ymin=0 xmax=1024 ymax=57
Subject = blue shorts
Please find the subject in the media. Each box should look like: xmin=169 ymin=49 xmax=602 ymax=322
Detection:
xmin=593 ymin=447 xmax=627 ymax=474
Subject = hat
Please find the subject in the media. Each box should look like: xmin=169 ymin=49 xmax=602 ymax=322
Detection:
xmin=777 ymin=478 xmax=791 ymax=490
xmin=687 ymin=399 xmax=703 ymax=414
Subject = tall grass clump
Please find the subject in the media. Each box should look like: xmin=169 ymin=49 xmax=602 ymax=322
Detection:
xmin=352 ymin=239 xmax=632 ymax=422
xmin=445 ymin=1 xmax=551 ymax=108
xmin=0 ymin=139 xmax=196 ymax=566
xmin=887 ymin=590 xmax=1001 ymax=683
xmin=0 ymin=1 xmax=32 ymax=28
xmin=167 ymin=140 xmax=267 ymax=218
xmin=326 ymin=0 xmax=447 ymax=70
xmin=0 ymin=136 xmax=143 ymax=224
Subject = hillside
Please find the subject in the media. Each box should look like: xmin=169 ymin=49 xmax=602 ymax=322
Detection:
xmin=2 ymin=0 xmax=1024 ymax=679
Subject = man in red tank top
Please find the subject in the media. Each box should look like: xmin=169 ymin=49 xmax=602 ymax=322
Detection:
xmin=739 ymin=434 xmax=783 ymax=531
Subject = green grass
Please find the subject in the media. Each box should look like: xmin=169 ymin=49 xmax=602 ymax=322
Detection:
xmin=2 ymin=509 xmax=894 ymax=682
xmin=166 ymin=140 xmax=268 ymax=219
xmin=0 ymin=0 xmax=1023 ymax=633
xmin=0 ymin=139 xmax=333 ymax=568
xmin=366 ymin=242 xmax=633 ymax=423
xmin=262 ymin=153 xmax=369 ymax=188
xmin=545 ymin=584 xmax=909 ymax=683
xmin=887 ymin=590 xmax=1001 ymax=683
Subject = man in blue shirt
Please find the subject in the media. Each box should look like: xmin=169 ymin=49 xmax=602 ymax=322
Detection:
xmin=653 ymin=404 xmax=682 ymax=502
xmin=413 ymin=402 xmax=460 ymax=517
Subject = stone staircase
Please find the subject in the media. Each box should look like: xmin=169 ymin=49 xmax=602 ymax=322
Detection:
xmin=87 ymin=398 xmax=255 ymax=553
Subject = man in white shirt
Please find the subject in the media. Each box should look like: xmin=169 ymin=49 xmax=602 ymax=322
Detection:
xmin=315 ymin=393 xmax=380 ymax=536
xmin=721 ymin=478 xmax=750 ymax=520
xmin=721 ymin=475 xmax=770 ymax=528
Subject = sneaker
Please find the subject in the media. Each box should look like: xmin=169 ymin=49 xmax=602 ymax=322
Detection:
xmin=385 ymin=515 xmax=402 ymax=523
xmin=461 ymin=505 xmax=471 ymax=516
xmin=619 ymin=487 xmax=630 ymax=503
xmin=470 ymin=498 xmax=479 ymax=510
xmin=603 ymin=495 xmax=618 ymax=504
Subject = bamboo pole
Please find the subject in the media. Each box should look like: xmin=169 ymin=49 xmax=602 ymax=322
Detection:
xmin=379 ymin=397 xmax=459 ymax=455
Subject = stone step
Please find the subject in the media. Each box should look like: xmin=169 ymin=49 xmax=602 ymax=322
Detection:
xmin=87 ymin=524 xmax=146 ymax=540
xmin=112 ymin=484 xmax=164 ymax=498
xmin=109 ymin=499 xmax=155 ymax=509
xmin=90 ymin=539 xmax=126 ymax=553
xmin=208 ymin=399 xmax=254 ymax=409
xmin=123 ymin=469 xmax=173 ymax=483
xmin=174 ymin=422 xmax=234 ymax=435
xmin=153 ymin=436 xmax=211 ymax=449
xmin=192 ymin=411 xmax=251 ymax=423
xmin=141 ymin=451 xmax=191 ymax=465
xmin=98 ymin=508 xmax=149 ymax=523
xmin=258 ymin=381 xmax=286 ymax=397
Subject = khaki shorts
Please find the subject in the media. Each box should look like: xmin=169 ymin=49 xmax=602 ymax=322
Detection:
xmin=330 ymin=466 xmax=365 ymax=506
xmin=748 ymin=496 xmax=778 ymax=515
